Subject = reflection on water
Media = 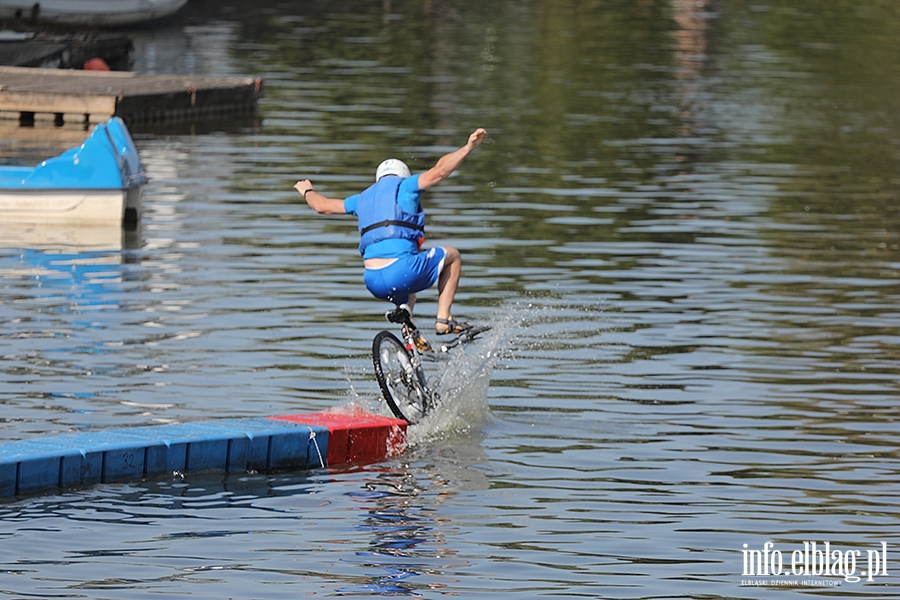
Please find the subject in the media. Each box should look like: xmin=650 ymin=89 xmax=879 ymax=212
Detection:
xmin=1 ymin=0 xmax=900 ymax=597
xmin=0 ymin=452 xmax=490 ymax=597
xmin=342 ymin=469 xmax=455 ymax=596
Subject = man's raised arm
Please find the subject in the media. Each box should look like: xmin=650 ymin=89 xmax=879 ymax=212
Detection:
xmin=417 ymin=128 xmax=487 ymax=191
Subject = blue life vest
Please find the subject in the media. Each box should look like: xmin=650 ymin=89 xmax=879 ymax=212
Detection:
xmin=357 ymin=176 xmax=425 ymax=255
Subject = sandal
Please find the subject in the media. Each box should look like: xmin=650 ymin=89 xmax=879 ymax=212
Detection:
xmin=435 ymin=317 xmax=473 ymax=336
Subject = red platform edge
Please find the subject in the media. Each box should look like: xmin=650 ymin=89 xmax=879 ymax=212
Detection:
xmin=269 ymin=411 xmax=407 ymax=466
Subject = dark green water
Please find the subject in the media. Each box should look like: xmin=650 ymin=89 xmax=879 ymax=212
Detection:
xmin=1 ymin=0 xmax=899 ymax=597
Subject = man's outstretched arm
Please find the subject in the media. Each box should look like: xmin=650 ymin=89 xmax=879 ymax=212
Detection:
xmin=294 ymin=180 xmax=347 ymax=214
xmin=417 ymin=128 xmax=487 ymax=191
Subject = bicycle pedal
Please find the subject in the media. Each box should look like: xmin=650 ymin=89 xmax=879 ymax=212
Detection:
xmin=463 ymin=325 xmax=491 ymax=340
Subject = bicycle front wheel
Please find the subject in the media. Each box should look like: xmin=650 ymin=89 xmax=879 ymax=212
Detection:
xmin=372 ymin=330 xmax=428 ymax=424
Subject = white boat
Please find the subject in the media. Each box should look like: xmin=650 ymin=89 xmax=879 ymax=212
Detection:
xmin=0 ymin=0 xmax=188 ymax=28
xmin=0 ymin=117 xmax=146 ymax=226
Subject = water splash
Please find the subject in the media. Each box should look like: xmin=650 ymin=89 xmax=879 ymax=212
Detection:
xmin=340 ymin=299 xmax=588 ymax=446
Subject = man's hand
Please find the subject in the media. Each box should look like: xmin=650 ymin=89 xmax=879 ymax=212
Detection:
xmin=294 ymin=180 xmax=314 ymax=196
xmin=468 ymin=128 xmax=487 ymax=149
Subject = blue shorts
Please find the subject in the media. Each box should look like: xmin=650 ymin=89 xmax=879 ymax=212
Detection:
xmin=363 ymin=247 xmax=447 ymax=305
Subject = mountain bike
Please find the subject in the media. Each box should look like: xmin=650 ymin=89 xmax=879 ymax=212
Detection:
xmin=372 ymin=305 xmax=490 ymax=424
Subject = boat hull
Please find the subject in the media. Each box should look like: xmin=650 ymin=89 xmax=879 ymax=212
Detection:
xmin=0 ymin=186 xmax=141 ymax=224
xmin=0 ymin=0 xmax=188 ymax=27
xmin=0 ymin=221 xmax=125 ymax=251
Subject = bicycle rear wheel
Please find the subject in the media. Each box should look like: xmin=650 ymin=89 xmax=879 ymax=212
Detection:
xmin=372 ymin=330 xmax=428 ymax=424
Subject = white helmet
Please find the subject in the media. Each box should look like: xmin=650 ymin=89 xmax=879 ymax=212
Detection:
xmin=375 ymin=158 xmax=410 ymax=181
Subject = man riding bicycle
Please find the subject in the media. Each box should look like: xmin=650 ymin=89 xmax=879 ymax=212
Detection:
xmin=294 ymin=128 xmax=487 ymax=349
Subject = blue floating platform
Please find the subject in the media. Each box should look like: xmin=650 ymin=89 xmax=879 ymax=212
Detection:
xmin=0 ymin=413 xmax=407 ymax=498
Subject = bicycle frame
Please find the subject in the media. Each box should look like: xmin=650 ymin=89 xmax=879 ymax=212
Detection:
xmin=397 ymin=309 xmax=441 ymax=379
xmin=375 ymin=305 xmax=489 ymax=424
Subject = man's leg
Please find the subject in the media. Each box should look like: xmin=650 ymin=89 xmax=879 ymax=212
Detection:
xmin=435 ymin=246 xmax=461 ymax=332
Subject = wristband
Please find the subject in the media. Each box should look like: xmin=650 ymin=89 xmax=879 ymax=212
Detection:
xmin=303 ymin=188 xmax=315 ymax=198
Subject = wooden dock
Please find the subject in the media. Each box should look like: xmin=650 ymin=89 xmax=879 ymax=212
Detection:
xmin=0 ymin=66 xmax=263 ymax=127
